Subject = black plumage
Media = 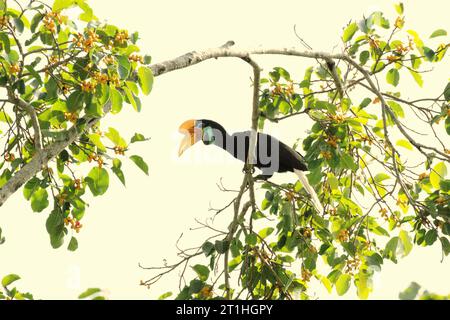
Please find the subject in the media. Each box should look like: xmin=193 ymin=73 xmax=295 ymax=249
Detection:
xmin=198 ymin=120 xmax=308 ymax=179
xmin=178 ymin=119 xmax=323 ymax=212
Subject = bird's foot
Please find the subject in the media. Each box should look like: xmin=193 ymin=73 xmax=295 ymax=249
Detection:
xmin=242 ymin=165 xmax=256 ymax=175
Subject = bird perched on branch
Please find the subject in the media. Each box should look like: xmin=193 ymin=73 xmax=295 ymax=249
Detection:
xmin=178 ymin=119 xmax=324 ymax=213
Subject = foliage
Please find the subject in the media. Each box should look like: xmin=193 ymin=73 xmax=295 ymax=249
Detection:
xmin=0 ymin=0 xmax=152 ymax=250
xmin=143 ymin=3 xmax=449 ymax=300
xmin=0 ymin=274 xmax=33 ymax=300
xmin=400 ymin=282 xmax=450 ymax=300
xmin=0 ymin=273 xmax=105 ymax=300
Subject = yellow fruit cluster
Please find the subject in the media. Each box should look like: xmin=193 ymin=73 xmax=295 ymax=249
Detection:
xmin=87 ymin=153 xmax=104 ymax=168
xmin=93 ymin=72 xmax=109 ymax=85
xmin=115 ymin=30 xmax=129 ymax=44
xmin=325 ymin=136 xmax=339 ymax=148
xmin=0 ymin=15 xmax=9 ymax=28
xmin=64 ymin=112 xmax=78 ymax=124
xmin=337 ymin=229 xmax=349 ymax=242
xmin=114 ymin=146 xmax=126 ymax=155
xmin=4 ymin=152 xmax=15 ymax=162
xmin=321 ymin=151 xmax=332 ymax=160
xmin=74 ymin=29 xmax=100 ymax=52
xmin=301 ymin=267 xmax=312 ymax=282
xmin=64 ymin=216 xmax=83 ymax=233
xmin=129 ymin=54 xmax=144 ymax=63
xmin=81 ymin=80 xmax=96 ymax=93
xmin=9 ymin=63 xmax=21 ymax=75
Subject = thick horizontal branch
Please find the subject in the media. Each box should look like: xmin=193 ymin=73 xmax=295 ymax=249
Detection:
xmin=150 ymin=45 xmax=346 ymax=77
xmin=0 ymin=103 xmax=111 ymax=207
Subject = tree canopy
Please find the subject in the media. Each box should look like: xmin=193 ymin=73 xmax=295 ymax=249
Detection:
xmin=0 ymin=0 xmax=152 ymax=251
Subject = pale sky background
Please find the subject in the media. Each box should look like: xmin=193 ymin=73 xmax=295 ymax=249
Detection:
xmin=0 ymin=0 xmax=449 ymax=299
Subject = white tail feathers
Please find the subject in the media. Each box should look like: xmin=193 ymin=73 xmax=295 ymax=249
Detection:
xmin=294 ymin=169 xmax=324 ymax=213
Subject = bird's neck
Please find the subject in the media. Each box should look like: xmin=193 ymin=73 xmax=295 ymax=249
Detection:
xmin=210 ymin=123 xmax=232 ymax=150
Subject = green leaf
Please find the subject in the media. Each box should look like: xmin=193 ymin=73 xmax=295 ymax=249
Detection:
xmin=394 ymin=2 xmax=404 ymax=15
xmin=110 ymin=87 xmax=123 ymax=114
xmin=440 ymin=237 xmax=450 ymax=256
xmin=342 ymin=22 xmax=358 ymax=42
xmin=336 ymin=274 xmax=351 ymax=296
xmin=137 ymin=66 xmax=154 ymax=96
xmin=30 ymin=13 xmax=43 ymax=33
xmin=430 ymin=29 xmax=447 ymax=38
xmin=130 ymin=133 xmax=148 ymax=144
xmin=341 ymin=153 xmax=358 ymax=172
xmin=129 ymin=155 xmax=149 ymax=175
xmin=409 ymin=70 xmax=423 ymax=87
xmin=189 ymin=279 xmax=204 ymax=295
xmin=78 ymin=288 xmax=101 ymax=299
xmin=214 ymin=240 xmax=230 ymax=254
xmin=77 ymin=0 xmax=96 ymax=22
xmin=355 ymin=272 xmax=371 ymax=300
xmin=246 ymin=233 xmax=257 ymax=246
xmin=396 ymin=139 xmax=413 ymax=151
xmin=359 ymin=51 xmax=370 ymax=65
xmin=88 ymin=133 xmax=106 ymax=152
xmin=2 ymin=274 xmax=20 ymax=287
xmin=116 ymin=55 xmax=131 ymax=79
xmin=430 ymin=162 xmax=447 ymax=189
xmin=202 ymin=241 xmax=215 ymax=257
xmin=105 ymin=127 xmax=127 ymax=147
xmin=444 ymin=82 xmax=450 ymax=101
xmin=86 ymin=167 xmax=109 ymax=196
xmin=371 ymin=11 xmax=390 ymax=29
xmin=320 ymin=276 xmax=332 ymax=294
xmin=366 ymin=253 xmax=383 ymax=267
xmin=398 ymin=230 xmax=413 ymax=256
xmin=112 ymin=158 xmax=126 ymax=186
xmin=67 ymin=91 xmax=84 ymax=112
xmin=53 ymin=0 xmax=75 ymax=11
xmin=158 ymin=292 xmax=173 ymax=300
xmin=68 ymin=237 xmax=78 ymax=252
xmin=0 ymin=32 xmax=10 ymax=53
xmin=23 ymin=177 xmax=41 ymax=201
xmin=445 ymin=116 xmax=450 ymax=136
xmin=371 ymin=61 xmax=385 ymax=73
xmin=291 ymin=94 xmax=303 ymax=111
xmin=359 ymin=97 xmax=372 ymax=109
xmin=46 ymin=209 xmax=65 ymax=235
xmin=13 ymin=18 xmax=24 ymax=33
xmin=399 ymin=282 xmax=421 ymax=300
xmin=386 ymin=68 xmax=400 ymax=87
xmin=258 ymin=227 xmax=274 ymax=239
xmin=443 ymin=223 xmax=450 ymax=236
xmin=424 ymin=229 xmax=438 ymax=246
xmin=25 ymin=65 xmax=42 ymax=84
xmin=192 ymin=265 xmax=210 ymax=281
xmin=95 ymin=84 xmax=110 ymax=107
xmin=423 ymin=47 xmax=435 ymax=62
xmin=387 ymin=101 xmax=404 ymax=118
xmin=31 ymin=188 xmax=49 ymax=213
xmin=374 ymin=173 xmax=391 ymax=183
xmin=274 ymin=67 xmax=291 ymax=81
xmin=50 ymin=231 xmax=65 ymax=249
xmin=384 ymin=237 xmax=399 ymax=262
xmin=123 ymin=87 xmax=139 ymax=112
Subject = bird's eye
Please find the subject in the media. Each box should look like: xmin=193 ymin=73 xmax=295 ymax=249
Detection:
xmin=202 ymin=126 xmax=215 ymax=145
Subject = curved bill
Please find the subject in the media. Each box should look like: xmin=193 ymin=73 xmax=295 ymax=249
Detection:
xmin=178 ymin=119 xmax=199 ymax=156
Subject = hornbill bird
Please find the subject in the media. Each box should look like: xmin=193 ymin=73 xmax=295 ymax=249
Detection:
xmin=178 ymin=119 xmax=323 ymax=213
